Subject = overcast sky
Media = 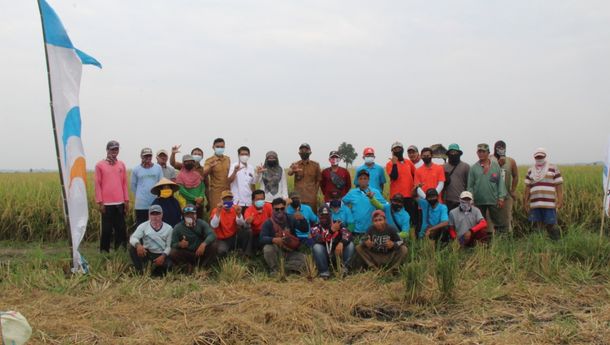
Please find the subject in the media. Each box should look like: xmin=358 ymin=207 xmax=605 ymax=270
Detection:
xmin=1 ymin=0 xmax=609 ymax=171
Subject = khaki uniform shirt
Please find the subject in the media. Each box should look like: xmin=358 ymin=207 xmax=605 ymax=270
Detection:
xmin=204 ymin=155 xmax=231 ymax=207
xmin=291 ymin=160 xmax=322 ymax=209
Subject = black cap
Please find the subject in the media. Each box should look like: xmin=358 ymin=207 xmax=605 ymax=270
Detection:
xmin=357 ymin=169 xmax=370 ymax=178
xmin=106 ymin=140 xmax=120 ymax=150
xmin=425 ymin=188 xmax=438 ymax=198
xmin=391 ymin=193 xmax=404 ymax=203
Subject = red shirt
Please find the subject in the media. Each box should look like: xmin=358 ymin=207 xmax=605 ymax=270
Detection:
xmin=320 ymin=167 xmax=351 ymax=202
xmin=385 ymin=160 xmax=416 ymax=199
xmin=244 ymin=203 xmax=273 ymax=235
xmin=210 ymin=207 xmax=239 ymax=240
xmin=415 ymin=163 xmax=446 ymax=201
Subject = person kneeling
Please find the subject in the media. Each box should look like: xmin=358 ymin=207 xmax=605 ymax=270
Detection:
xmin=448 ymin=192 xmax=489 ymax=247
xmin=170 ymin=204 xmax=218 ymax=273
xmin=356 ymin=210 xmax=407 ymax=273
xmin=129 ymin=205 xmax=173 ymax=277
xmin=311 ymin=205 xmax=355 ymax=279
xmin=260 ymin=198 xmax=309 ymax=275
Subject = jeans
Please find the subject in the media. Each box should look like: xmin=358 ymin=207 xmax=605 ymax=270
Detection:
xmin=100 ymin=204 xmax=127 ymax=252
xmin=312 ymin=242 xmax=355 ymax=276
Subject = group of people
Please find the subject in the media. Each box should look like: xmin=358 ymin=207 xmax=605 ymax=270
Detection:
xmin=94 ymin=138 xmax=564 ymax=277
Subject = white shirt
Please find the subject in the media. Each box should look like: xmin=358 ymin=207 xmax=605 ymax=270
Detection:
xmin=228 ymin=162 xmax=255 ymax=206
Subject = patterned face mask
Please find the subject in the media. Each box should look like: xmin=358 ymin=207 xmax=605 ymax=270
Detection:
xmin=459 ymin=200 xmax=472 ymax=212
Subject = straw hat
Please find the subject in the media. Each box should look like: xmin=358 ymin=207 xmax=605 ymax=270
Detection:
xmin=150 ymin=178 xmax=179 ymax=195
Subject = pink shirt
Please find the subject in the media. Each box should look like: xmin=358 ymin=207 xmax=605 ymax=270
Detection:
xmin=95 ymin=160 xmax=129 ymax=205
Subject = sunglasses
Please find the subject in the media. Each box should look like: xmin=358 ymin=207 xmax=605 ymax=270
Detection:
xmin=149 ymin=211 xmax=162 ymax=215
xmin=273 ymin=207 xmax=286 ymax=212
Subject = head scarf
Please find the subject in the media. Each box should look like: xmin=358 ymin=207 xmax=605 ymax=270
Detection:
xmin=530 ymin=148 xmax=549 ymax=183
xmin=262 ymin=151 xmax=283 ymax=195
xmin=176 ymin=168 xmax=203 ymax=188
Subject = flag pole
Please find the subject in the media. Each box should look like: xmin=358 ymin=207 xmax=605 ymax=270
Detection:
xmin=36 ymin=0 xmax=74 ymax=259
xmin=601 ymin=170 xmax=610 ymax=240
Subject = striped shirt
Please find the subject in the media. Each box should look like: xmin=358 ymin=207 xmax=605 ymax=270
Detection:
xmin=524 ymin=164 xmax=563 ymax=209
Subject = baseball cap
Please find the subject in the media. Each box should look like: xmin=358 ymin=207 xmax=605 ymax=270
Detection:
xmin=141 ymin=147 xmax=153 ymax=156
xmin=106 ymin=140 xmax=120 ymax=150
xmin=329 ymin=151 xmax=340 ymax=158
xmin=407 ymin=145 xmax=418 ymax=152
xmin=299 ymin=143 xmax=311 ymax=150
xmin=182 ymin=154 xmax=194 ymax=162
xmin=156 ymin=149 xmax=168 ymax=157
xmin=149 ymin=205 xmax=163 ymax=214
xmin=220 ymin=190 xmax=234 ymax=199
xmin=372 ymin=210 xmax=386 ymax=220
xmin=391 ymin=142 xmax=404 ymax=150
xmin=534 ymin=148 xmax=547 ymax=158
xmin=318 ymin=205 xmax=331 ymax=215
xmin=391 ymin=193 xmax=405 ymax=202
xmin=363 ymin=147 xmax=375 ymax=156
xmin=425 ymin=188 xmax=439 ymax=198
xmin=459 ymin=191 xmax=473 ymax=200
xmin=477 ymin=143 xmax=490 ymax=152
xmin=357 ymin=169 xmax=370 ymax=178
xmin=183 ymin=204 xmax=197 ymax=214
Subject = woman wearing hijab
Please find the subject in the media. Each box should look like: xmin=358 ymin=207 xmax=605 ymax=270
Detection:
xmin=254 ymin=151 xmax=289 ymax=203
xmin=175 ymin=154 xmax=206 ymax=219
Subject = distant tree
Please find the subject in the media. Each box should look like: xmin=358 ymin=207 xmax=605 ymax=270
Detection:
xmin=337 ymin=142 xmax=357 ymax=168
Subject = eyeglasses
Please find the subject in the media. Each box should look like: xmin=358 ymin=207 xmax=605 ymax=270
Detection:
xmin=273 ymin=207 xmax=286 ymax=212
xmin=149 ymin=212 xmax=162 ymax=215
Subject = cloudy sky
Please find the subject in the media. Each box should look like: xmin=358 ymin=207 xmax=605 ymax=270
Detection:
xmin=1 ymin=0 xmax=609 ymax=171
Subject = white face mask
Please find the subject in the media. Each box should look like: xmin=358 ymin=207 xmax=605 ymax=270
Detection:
xmin=191 ymin=155 xmax=203 ymax=163
xmin=364 ymin=157 xmax=375 ymax=164
xmin=535 ymin=158 xmax=546 ymax=166
xmin=239 ymin=155 xmax=249 ymax=164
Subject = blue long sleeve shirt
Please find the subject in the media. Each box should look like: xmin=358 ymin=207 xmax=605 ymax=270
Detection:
xmin=130 ymin=164 xmax=163 ymax=210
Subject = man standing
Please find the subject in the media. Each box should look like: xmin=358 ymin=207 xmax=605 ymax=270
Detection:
xmin=95 ymin=140 xmax=129 ymax=252
xmin=524 ymin=148 xmax=563 ymax=240
xmin=131 ymin=147 xmax=163 ymax=227
xmin=467 ymin=143 xmax=507 ymax=234
xmin=407 ymin=145 xmax=424 ymax=169
xmin=494 ymin=141 xmax=519 ymax=232
xmin=320 ymin=151 xmax=351 ymax=202
xmin=260 ymin=198 xmax=309 ymax=275
xmin=448 ymin=191 xmax=489 ymax=247
xmin=228 ymin=146 xmax=255 ymax=209
xmin=415 ymin=147 xmax=446 ymax=201
xmin=288 ymin=143 xmax=322 ymax=211
xmin=170 ymin=205 xmax=218 ymax=271
xmin=342 ymin=170 xmax=388 ymax=236
xmin=128 ymin=205 xmax=173 ymax=277
xmin=443 ymin=144 xmax=470 ymax=211
xmin=156 ymin=149 xmax=177 ymax=181
xmin=204 ymin=138 xmax=231 ymax=210
xmin=353 ymin=147 xmax=386 ymax=193
xmin=385 ymin=142 xmax=417 ymax=231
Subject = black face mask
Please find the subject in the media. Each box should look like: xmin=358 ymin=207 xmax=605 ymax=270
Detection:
xmin=184 ymin=163 xmax=194 ymax=170
xmin=391 ymin=204 xmax=403 ymax=212
xmin=266 ymin=160 xmax=278 ymax=167
xmin=422 ymin=157 xmax=432 ymax=165
xmin=329 ymin=200 xmax=342 ymax=208
xmin=448 ymin=154 xmax=461 ymax=165
xmin=394 ymin=149 xmax=404 ymax=161
xmin=427 ymin=199 xmax=438 ymax=207
xmin=292 ymin=200 xmax=301 ymax=209
xmin=299 ymin=153 xmax=311 ymax=160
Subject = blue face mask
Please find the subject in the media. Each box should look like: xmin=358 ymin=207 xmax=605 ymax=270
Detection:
xmin=254 ymin=200 xmax=266 ymax=209
xmin=223 ymin=201 xmax=234 ymax=209
xmin=214 ymin=147 xmax=225 ymax=156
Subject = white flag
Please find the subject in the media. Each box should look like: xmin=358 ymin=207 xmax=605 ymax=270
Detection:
xmin=39 ymin=0 xmax=101 ymax=273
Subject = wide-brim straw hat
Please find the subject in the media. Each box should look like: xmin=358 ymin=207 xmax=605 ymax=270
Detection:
xmin=150 ymin=178 xmax=179 ymax=195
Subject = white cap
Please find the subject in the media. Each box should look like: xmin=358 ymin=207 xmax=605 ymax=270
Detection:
xmin=459 ymin=191 xmax=473 ymax=200
xmin=534 ymin=147 xmax=547 ymax=158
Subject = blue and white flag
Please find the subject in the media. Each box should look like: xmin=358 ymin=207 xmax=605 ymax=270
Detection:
xmin=604 ymin=136 xmax=610 ymax=217
xmin=39 ymin=0 xmax=101 ymax=273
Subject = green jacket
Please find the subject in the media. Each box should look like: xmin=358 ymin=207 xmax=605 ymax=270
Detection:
xmin=467 ymin=160 xmax=507 ymax=206
xmin=171 ymin=219 xmax=216 ymax=252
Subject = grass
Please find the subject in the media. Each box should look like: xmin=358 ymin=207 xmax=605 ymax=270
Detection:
xmin=1 ymin=228 xmax=609 ymax=344
xmin=0 ymin=165 xmax=606 ymax=241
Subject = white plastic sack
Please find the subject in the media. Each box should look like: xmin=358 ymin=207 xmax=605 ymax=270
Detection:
xmin=1 ymin=311 xmax=32 ymax=345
